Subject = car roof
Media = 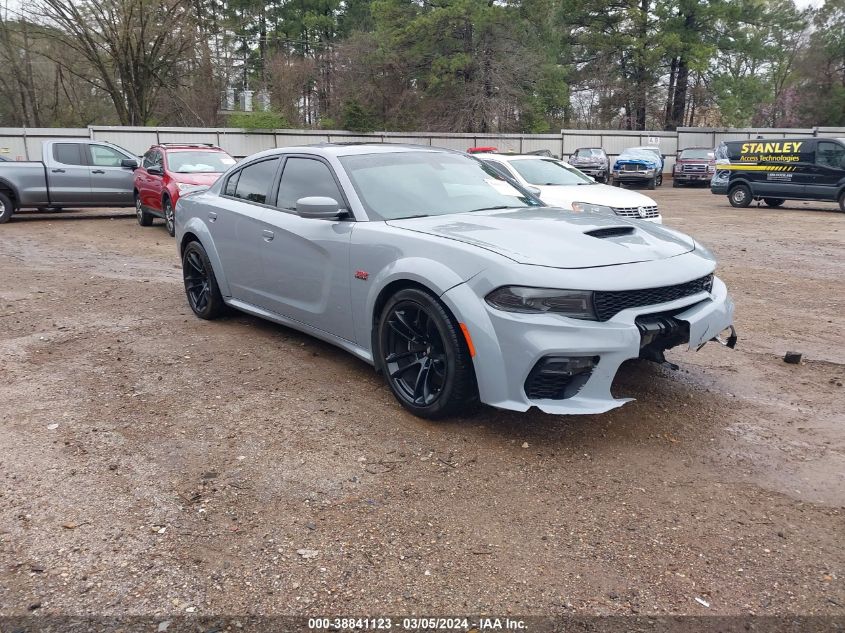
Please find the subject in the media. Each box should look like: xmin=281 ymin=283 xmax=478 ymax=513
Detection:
xmin=239 ymin=143 xmax=461 ymax=162
xmin=471 ymin=153 xmax=557 ymax=162
xmin=153 ymin=143 xmax=226 ymax=151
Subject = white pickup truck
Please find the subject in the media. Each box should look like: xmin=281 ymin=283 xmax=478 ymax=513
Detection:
xmin=0 ymin=139 xmax=139 ymax=223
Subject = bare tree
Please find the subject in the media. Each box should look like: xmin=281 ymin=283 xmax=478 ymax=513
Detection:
xmin=34 ymin=0 xmax=198 ymax=125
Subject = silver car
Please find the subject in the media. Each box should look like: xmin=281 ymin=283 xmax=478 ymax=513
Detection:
xmin=175 ymin=144 xmax=736 ymax=419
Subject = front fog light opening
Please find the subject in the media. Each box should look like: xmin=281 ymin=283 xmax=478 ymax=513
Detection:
xmin=524 ymin=355 xmax=599 ymax=400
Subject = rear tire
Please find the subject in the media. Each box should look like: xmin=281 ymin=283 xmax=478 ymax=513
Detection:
xmin=763 ymin=198 xmax=785 ymax=208
xmin=729 ymin=185 xmax=752 ymax=208
xmin=182 ymin=241 xmax=225 ymax=320
xmin=0 ymin=191 xmax=14 ymax=223
xmin=376 ymin=288 xmax=478 ymax=420
xmin=163 ymin=196 xmax=175 ymax=237
xmin=136 ymin=194 xmax=153 ymax=227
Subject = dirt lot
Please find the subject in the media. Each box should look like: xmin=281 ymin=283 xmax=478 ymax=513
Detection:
xmin=1 ymin=187 xmax=843 ymax=622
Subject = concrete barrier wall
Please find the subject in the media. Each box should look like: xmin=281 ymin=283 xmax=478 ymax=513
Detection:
xmin=1 ymin=126 xmax=842 ymax=173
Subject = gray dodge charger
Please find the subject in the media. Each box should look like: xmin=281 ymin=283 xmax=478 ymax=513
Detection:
xmin=175 ymin=144 xmax=736 ymax=419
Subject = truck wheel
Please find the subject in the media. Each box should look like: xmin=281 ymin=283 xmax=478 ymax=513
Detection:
xmin=135 ymin=194 xmax=153 ymax=227
xmin=838 ymin=191 xmax=845 ymax=213
xmin=763 ymin=198 xmax=785 ymax=208
xmin=0 ymin=191 xmax=14 ymax=224
xmin=672 ymin=179 xmax=681 ymax=188
xmin=728 ymin=185 xmax=752 ymax=208
xmin=647 ymin=177 xmax=657 ymax=190
xmin=657 ymin=174 xmax=663 ymax=187
xmin=163 ymin=197 xmax=175 ymax=237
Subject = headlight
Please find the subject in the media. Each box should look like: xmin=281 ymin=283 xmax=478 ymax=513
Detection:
xmin=176 ymin=183 xmax=205 ymax=193
xmin=485 ymin=286 xmax=597 ymax=320
xmin=572 ymin=201 xmax=613 ymax=215
xmin=645 ymin=168 xmax=655 ymax=174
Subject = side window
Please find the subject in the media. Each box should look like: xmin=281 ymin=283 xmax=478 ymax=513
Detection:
xmin=53 ymin=143 xmax=86 ymax=166
xmin=89 ymin=145 xmax=126 ymax=167
xmin=230 ymin=158 xmax=279 ymax=204
xmin=276 ymin=158 xmax=345 ymax=212
xmin=817 ymin=142 xmax=845 ymax=170
xmin=142 ymin=150 xmax=161 ymax=169
xmin=224 ymin=170 xmax=240 ymax=196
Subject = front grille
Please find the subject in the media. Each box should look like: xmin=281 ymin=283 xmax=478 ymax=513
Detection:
xmin=620 ymin=164 xmax=646 ymax=172
xmin=612 ymin=205 xmax=660 ymax=219
xmin=593 ymin=274 xmax=714 ymax=322
xmin=682 ymin=163 xmax=707 ymax=173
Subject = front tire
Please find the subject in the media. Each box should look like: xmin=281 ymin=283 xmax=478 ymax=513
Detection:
xmin=377 ymin=288 xmax=478 ymax=419
xmin=764 ymin=198 xmax=785 ymax=208
xmin=0 ymin=191 xmax=14 ymax=223
xmin=647 ymin=177 xmax=657 ymax=190
xmin=163 ymin=197 xmax=175 ymax=237
xmin=672 ymin=179 xmax=681 ymax=188
xmin=729 ymin=185 xmax=752 ymax=208
xmin=182 ymin=241 xmax=225 ymax=320
xmin=838 ymin=191 xmax=845 ymax=213
xmin=657 ymin=174 xmax=663 ymax=187
xmin=136 ymin=194 xmax=153 ymax=226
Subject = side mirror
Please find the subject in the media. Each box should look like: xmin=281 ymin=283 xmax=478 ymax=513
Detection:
xmin=525 ymin=186 xmax=542 ymax=197
xmin=147 ymin=165 xmax=162 ymax=175
xmin=121 ymin=158 xmax=139 ymax=170
xmin=296 ymin=196 xmax=341 ymax=219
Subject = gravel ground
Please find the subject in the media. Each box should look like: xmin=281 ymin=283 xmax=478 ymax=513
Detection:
xmin=0 ymin=187 xmax=843 ymax=622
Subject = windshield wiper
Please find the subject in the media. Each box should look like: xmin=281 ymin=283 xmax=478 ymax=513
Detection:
xmin=395 ymin=214 xmax=431 ymax=219
xmin=467 ymin=205 xmax=521 ymax=212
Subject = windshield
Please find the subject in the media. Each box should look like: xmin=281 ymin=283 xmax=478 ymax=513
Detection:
xmin=167 ymin=151 xmax=236 ymax=173
xmin=509 ymin=158 xmax=594 ymax=186
xmin=619 ymin=149 xmax=659 ymax=161
xmin=338 ymin=151 xmax=540 ymax=221
xmin=574 ymin=149 xmax=603 ymax=158
xmin=680 ymin=149 xmax=713 ymax=160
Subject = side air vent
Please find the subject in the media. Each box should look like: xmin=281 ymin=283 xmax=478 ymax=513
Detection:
xmin=585 ymin=226 xmax=635 ymax=239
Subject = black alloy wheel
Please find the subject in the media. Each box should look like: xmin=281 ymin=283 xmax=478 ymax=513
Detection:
xmin=136 ymin=194 xmax=153 ymax=226
xmin=378 ymin=288 xmax=477 ymax=419
xmin=163 ymin=197 xmax=175 ymax=237
xmin=182 ymin=241 xmax=224 ymax=319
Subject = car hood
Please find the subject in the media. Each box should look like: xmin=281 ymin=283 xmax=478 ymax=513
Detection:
xmin=614 ymin=157 xmax=658 ymax=168
xmin=535 ymin=183 xmax=656 ymax=209
xmin=171 ymin=172 xmax=223 ymax=186
xmin=386 ymin=207 xmax=693 ymax=268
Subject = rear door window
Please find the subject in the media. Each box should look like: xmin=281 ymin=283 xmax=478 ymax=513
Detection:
xmin=53 ymin=143 xmax=86 ymax=166
xmin=229 ymin=158 xmax=280 ymax=204
xmin=816 ymin=142 xmax=845 ymax=170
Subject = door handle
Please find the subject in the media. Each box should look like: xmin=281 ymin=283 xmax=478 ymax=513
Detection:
xmin=208 ymin=212 xmax=217 ymax=222
xmin=91 ymin=169 xmax=105 ymax=174
xmin=262 ymin=229 xmax=274 ymax=242
xmin=51 ymin=168 xmax=65 ymax=173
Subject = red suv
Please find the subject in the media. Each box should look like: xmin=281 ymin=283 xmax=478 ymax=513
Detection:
xmin=134 ymin=143 xmax=236 ymax=236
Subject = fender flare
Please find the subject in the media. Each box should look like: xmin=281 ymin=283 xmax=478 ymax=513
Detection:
xmin=179 ymin=218 xmax=232 ymax=297
xmin=0 ymin=177 xmax=20 ymax=208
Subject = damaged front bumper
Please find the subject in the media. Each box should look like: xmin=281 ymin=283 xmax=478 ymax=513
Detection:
xmin=443 ymin=276 xmax=737 ymax=415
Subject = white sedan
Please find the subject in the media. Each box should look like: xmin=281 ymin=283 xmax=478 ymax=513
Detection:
xmin=475 ymin=153 xmax=662 ymax=223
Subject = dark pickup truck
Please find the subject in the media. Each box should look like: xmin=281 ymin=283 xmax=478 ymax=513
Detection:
xmin=0 ymin=139 xmax=139 ymax=223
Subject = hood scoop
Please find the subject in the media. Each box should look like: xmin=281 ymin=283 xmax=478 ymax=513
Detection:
xmin=585 ymin=226 xmax=635 ymax=239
